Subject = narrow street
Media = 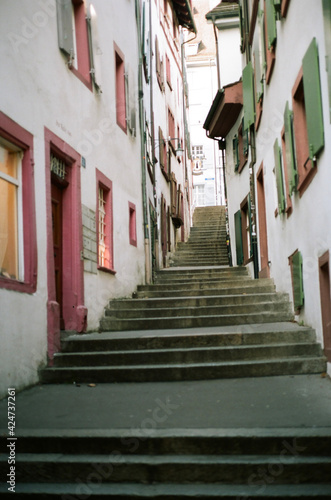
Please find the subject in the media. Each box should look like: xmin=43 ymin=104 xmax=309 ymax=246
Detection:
xmin=1 ymin=206 xmax=331 ymax=498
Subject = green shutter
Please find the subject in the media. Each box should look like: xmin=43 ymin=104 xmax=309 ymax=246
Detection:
xmin=322 ymin=0 xmax=331 ymax=122
xmin=292 ymin=251 xmax=304 ymax=310
xmin=243 ymin=119 xmax=249 ymax=156
xmin=234 ymin=210 xmax=244 ymax=266
xmin=259 ymin=7 xmax=267 ymax=74
xmin=233 ymin=135 xmax=239 ymax=172
xmin=243 ymin=62 xmax=255 ymax=130
xmin=274 ymin=139 xmax=285 ymax=214
xmin=265 ymin=0 xmax=277 ymax=49
xmin=302 ymin=38 xmax=324 ymax=159
xmin=284 ymin=101 xmax=297 ymax=195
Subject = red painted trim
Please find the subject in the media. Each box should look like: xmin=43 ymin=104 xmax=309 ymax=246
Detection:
xmin=292 ymin=67 xmax=318 ymax=196
xmin=319 ymin=251 xmax=331 ymax=362
xmin=114 ymin=43 xmax=127 ymax=134
xmin=96 ymin=168 xmax=115 ymax=272
xmin=249 ymin=0 xmax=259 ymax=46
xmin=129 ymin=202 xmax=137 ymax=247
xmin=256 ymin=163 xmax=270 ymax=278
xmin=45 ymin=127 xmax=86 ymax=359
xmin=69 ymin=0 xmax=92 ymax=91
xmin=0 ymin=111 xmax=37 ymax=294
xmin=281 ymin=0 xmax=291 ymax=18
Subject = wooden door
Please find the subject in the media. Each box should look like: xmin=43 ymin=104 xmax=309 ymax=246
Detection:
xmin=51 ymin=182 xmax=64 ymax=329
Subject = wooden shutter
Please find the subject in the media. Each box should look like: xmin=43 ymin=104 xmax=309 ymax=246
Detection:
xmin=302 ymin=38 xmax=324 ymax=159
xmin=243 ymin=119 xmax=249 ymax=156
xmin=234 ymin=210 xmax=244 ymax=266
xmin=292 ymin=251 xmax=304 ymax=310
xmin=56 ymin=0 xmax=74 ymax=57
xmin=265 ymin=0 xmax=277 ymax=49
xmin=284 ymin=101 xmax=297 ymax=194
xmin=233 ymin=135 xmax=239 ymax=172
xmin=243 ymin=62 xmax=255 ymax=130
xmin=171 ymin=173 xmax=177 ymax=217
xmin=87 ymin=3 xmax=102 ymax=90
xmin=248 ymin=194 xmax=253 ymax=258
xmin=159 ymin=127 xmax=164 ymax=170
xmin=274 ymin=139 xmax=285 ymax=214
xmin=239 ymin=2 xmax=245 ymax=52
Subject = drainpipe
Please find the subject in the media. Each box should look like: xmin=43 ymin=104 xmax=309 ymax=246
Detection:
xmin=212 ymin=18 xmax=221 ymax=90
xmin=135 ymin=0 xmax=151 ymax=284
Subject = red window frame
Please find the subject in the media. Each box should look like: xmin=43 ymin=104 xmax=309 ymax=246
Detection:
xmin=96 ymin=169 xmax=115 ymax=274
xmin=71 ymin=0 xmax=92 ymax=90
xmin=0 ymin=111 xmax=37 ymax=294
xmin=115 ymin=44 xmax=127 ymax=133
xmin=129 ymin=202 xmax=137 ymax=247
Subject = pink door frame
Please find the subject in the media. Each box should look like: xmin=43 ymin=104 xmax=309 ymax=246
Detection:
xmin=44 ymin=127 xmax=87 ymax=360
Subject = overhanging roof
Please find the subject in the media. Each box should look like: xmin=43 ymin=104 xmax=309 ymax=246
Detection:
xmin=203 ymin=80 xmax=243 ymax=138
xmin=206 ymin=2 xmax=239 ymax=21
xmin=172 ymin=0 xmax=197 ymax=33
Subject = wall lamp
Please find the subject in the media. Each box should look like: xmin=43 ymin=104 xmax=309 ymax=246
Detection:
xmin=155 ymin=137 xmax=184 ymax=158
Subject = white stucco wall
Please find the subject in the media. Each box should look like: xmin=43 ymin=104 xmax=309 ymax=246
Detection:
xmin=0 ymin=0 xmax=146 ymax=398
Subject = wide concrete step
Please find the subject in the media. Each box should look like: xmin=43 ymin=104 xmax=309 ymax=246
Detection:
xmin=170 ymin=259 xmax=229 ymax=266
xmin=61 ymin=324 xmax=319 ymax=352
xmin=2 ymin=482 xmax=331 ymax=498
xmin=52 ymin=343 xmax=323 ymax=368
xmin=5 ymin=452 xmax=331 ymax=485
xmin=99 ymin=311 xmax=295 ymax=331
xmin=40 ymin=356 xmax=326 ymax=383
xmin=110 ymin=293 xmax=288 ymax=310
xmin=135 ymin=285 xmax=278 ymax=298
xmin=104 ymin=300 xmax=292 ymax=320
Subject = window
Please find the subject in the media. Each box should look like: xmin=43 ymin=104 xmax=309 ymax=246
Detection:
xmin=168 ymin=108 xmax=176 ymax=151
xmin=264 ymin=0 xmax=277 ymax=84
xmin=129 ymin=202 xmax=137 ymax=247
xmin=155 ymin=36 xmax=165 ymax=92
xmin=194 ymin=185 xmax=205 ymax=207
xmin=273 ymin=138 xmax=285 ymax=215
xmin=292 ymin=38 xmax=324 ymax=196
xmin=166 ymin=54 xmax=172 ymax=89
xmin=115 ymin=46 xmax=126 ymax=133
xmin=0 ymin=112 xmax=37 ymax=293
xmin=159 ymin=127 xmax=169 ymax=179
xmin=96 ymin=169 xmax=114 ymax=273
xmin=233 ymin=119 xmax=249 ymax=173
xmin=56 ymin=0 xmax=95 ymax=90
xmin=242 ymin=61 xmax=256 ymax=131
xmin=281 ymin=101 xmax=297 ymax=215
xmin=289 ymin=250 xmax=304 ymax=312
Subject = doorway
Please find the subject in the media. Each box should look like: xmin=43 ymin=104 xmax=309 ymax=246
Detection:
xmin=319 ymin=251 xmax=331 ymax=362
xmin=257 ymin=164 xmax=270 ymax=278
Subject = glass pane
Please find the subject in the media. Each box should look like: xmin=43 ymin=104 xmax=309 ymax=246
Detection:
xmin=0 ymin=145 xmax=18 ymax=179
xmin=0 ymin=177 xmax=18 ymax=279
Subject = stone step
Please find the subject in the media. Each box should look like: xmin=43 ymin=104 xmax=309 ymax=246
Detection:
xmin=4 ymin=452 xmax=331 ymax=485
xmin=99 ymin=310 xmax=294 ymax=331
xmin=2 ymin=482 xmax=331 ymax=498
xmin=52 ymin=343 xmax=323 ymax=368
xmin=108 ymin=293 xmax=290 ymax=311
xmin=170 ymin=259 xmax=229 ymax=266
xmin=104 ymin=300 xmax=292 ymax=320
xmin=61 ymin=324 xmax=318 ymax=352
xmin=40 ymin=355 xmax=326 ymax=383
xmin=135 ymin=284 xmax=277 ymax=298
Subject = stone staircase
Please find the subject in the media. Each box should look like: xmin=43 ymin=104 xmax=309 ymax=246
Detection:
xmin=20 ymin=205 xmax=329 ymax=499
xmin=41 ymin=206 xmax=327 ymax=384
xmin=1 ymin=430 xmax=331 ymax=499
xmin=170 ymin=205 xmax=228 ymax=266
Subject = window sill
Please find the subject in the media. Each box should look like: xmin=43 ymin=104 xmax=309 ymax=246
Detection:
xmin=70 ymin=67 xmax=93 ymax=92
xmin=161 ymin=166 xmax=170 ymax=182
xmin=0 ymin=276 xmax=37 ymax=294
xmin=238 ymin=157 xmax=248 ymax=174
xmin=98 ymin=266 xmax=116 ymax=275
xmin=130 ymin=239 xmax=137 ymax=247
xmin=298 ymin=161 xmax=318 ymax=197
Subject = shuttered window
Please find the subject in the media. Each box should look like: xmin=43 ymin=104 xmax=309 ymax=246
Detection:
xmin=265 ymin=0 xmax=277 ymax=49
xmin=87 ymin=4 xmax=102 ymax=91
xmin=283 ymin=101 xmax=297 ymax=195
xmin=243 ymin=62 xmax=255 ymax=130
xmin=291 ymin=251 xmax=304 ymax=310
xmin=234 ymin=210 xmax=244 ymax=266
xmin=233 ymin=136 xmax=239 ymax=172
xmin=56 ymin=0 xmax=74 ymax=58
xmin=274 ymin=139 xmax=285 ymax=214
xmin=302 ymin=38 xmax=324 ymax=160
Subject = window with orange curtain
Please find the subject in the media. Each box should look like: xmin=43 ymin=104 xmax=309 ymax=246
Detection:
xmin=0 ymin=142 xmax=21 ymax=281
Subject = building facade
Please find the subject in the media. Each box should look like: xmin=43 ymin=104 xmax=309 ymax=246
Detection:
xmin=0 ymin=0 xmax=195 ymax=398
xmin=204 ymin=0 xmax=331 ymax=375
